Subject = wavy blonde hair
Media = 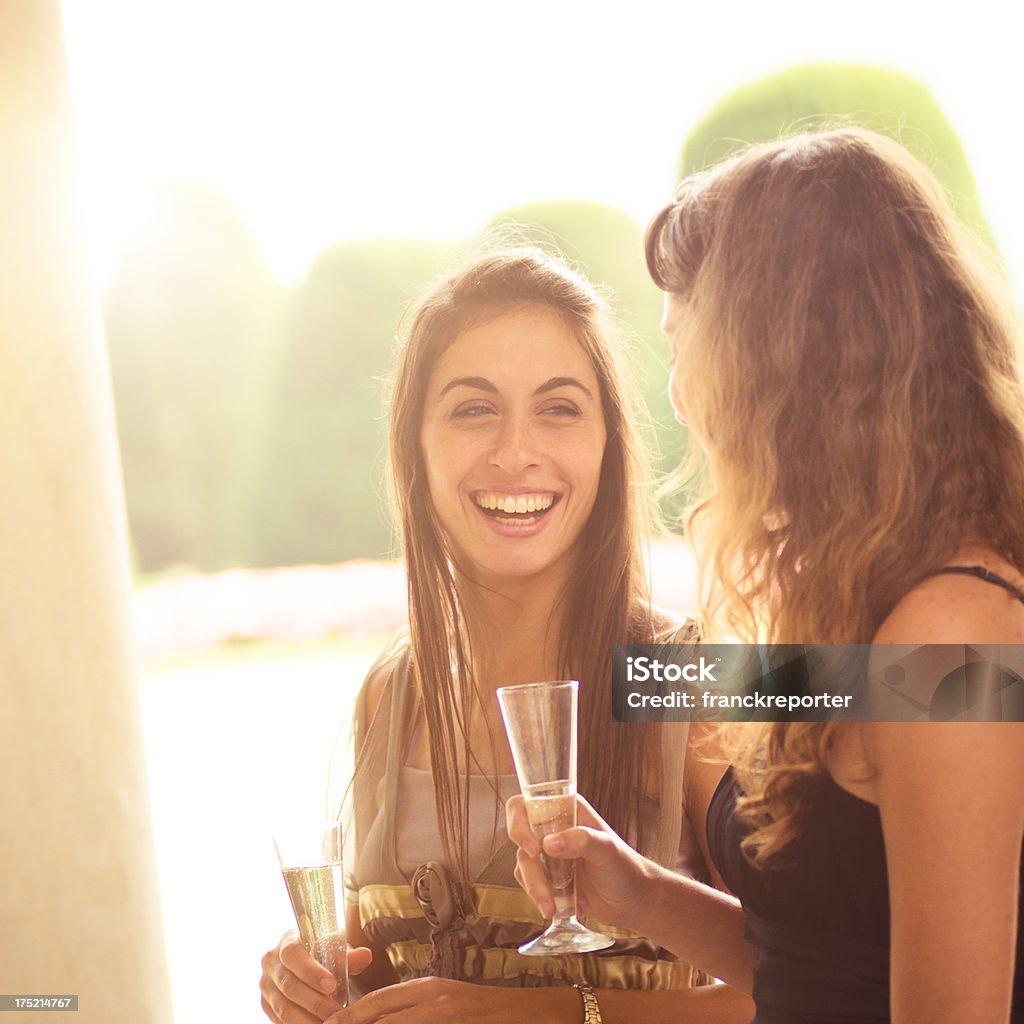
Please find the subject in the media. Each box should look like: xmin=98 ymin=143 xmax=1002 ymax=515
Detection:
xmin=646 ymin=127 xmax=1024 ymax=863
xmin=387 ymin=244 xmax=660 ymax=888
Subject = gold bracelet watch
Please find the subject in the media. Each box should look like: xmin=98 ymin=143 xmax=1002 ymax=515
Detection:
xmin=573 ymin=984 xmax=602 ymax=1023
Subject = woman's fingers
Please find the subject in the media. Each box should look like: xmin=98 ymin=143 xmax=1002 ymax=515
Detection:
xmin=278 ymin=931 xmax=339 ymax=994
xmin=508 ymin=790 xmax=645 ymax=924
xmin=259 ymin=968 xmax=329 ymax=1024
xmin=325 ymin=976 xmax=483 ymax=1024
xmin=347 ymin=946 xmax=374 ymax=976
xmin=551 ymin=823 xmax=652 ymax=922
xmin=513 ymin=846 xmax=555 ymax=918
xmin=504 ymin=794 xmax=540 ymax=855
xmin=507 ymin=794 xmax=554 ymax=913
xmin=262 ymin=993 xmax=317 ymax=1024
xmin=507 ymin=791 xmax=619 ymax=919
xmin=541 ymin=824 xmax=592 ymax=858
xmin=325 ymin=977 xmax=423 ymax=1023
xmin=259 ymin=931 xmax=345 ymax=1023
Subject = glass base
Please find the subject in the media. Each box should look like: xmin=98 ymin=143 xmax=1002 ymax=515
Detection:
xmin=517 ymin=916 xmax=615 ymax=956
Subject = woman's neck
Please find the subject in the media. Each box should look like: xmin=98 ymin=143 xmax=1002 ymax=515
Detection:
xmin=458 ymin=566 xmax=574 ymax=690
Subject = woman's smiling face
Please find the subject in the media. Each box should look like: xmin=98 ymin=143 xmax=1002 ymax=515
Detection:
xmin=419 ymin=304 xmax=607 ymax=588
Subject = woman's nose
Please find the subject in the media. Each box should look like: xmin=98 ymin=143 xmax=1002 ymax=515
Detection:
xmin=489 ymin=416 xmax=541 ymax=473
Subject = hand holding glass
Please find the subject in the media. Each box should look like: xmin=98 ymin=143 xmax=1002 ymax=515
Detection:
xmin=497 ymin=679 xmax=614 ymax=955
xmin=273 ymin=823 xmax=349 ymax=1005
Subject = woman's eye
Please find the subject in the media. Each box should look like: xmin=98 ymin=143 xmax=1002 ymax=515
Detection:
xmin=452 ymin=402 xmax=495 ymax=419
xmin=543 ymin=402 xmax=581 ymax=418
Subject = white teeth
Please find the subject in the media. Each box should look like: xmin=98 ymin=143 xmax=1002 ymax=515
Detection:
xmin=475 ymin=493 xmax=556 ymax=514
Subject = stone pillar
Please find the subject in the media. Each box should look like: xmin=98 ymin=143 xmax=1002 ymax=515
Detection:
xmin=0 ymin=3 xmax=173 ymax=1020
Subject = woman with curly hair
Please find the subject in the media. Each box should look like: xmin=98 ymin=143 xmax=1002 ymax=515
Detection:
xmin=510 ymin=128 xmax=1024 ymax=1023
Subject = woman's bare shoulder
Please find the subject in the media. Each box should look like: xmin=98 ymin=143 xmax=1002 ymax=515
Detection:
xmin=356 ymin=631 xmax=411 ymax=737
xmin=875 ymin=548 xmax=1024 ymax=644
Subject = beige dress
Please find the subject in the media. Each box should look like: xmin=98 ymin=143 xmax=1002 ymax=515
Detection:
xmin=349 ymin=643 xmax=709 ymax=990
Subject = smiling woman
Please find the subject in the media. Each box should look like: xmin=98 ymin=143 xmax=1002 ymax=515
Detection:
xmin=420 ymin=306 xmax=606 ymax=585
xmin=258 ymin=246 xmax=753 ymax=1023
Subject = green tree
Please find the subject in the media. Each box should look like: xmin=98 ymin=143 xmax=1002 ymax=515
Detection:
xmin=244 ymin=239 xmax=451 ymax=566
xmin=682 ymin=62 xmax=993 ymax=246
xmin=105 ymin=179 xmax=279 ymax=573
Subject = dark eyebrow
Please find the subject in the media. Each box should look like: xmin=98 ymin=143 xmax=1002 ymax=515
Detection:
xmin=438 ymin=376 xmax=498 ymax=398
xmin=534 ymin=377 xmax=594 ymax=401
xmin=438 ymin=375 xmax=595 ymax=401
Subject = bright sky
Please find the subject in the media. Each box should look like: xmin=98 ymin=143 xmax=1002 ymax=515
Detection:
xmin=61 ymin=0 xmax=1023 ymax=296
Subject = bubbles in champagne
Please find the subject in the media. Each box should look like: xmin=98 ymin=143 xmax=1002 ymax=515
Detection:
xmin=524 ymin=781 xmax=576 ymax=909
xmin=282 ymin=864 xmax=349 ymax=1004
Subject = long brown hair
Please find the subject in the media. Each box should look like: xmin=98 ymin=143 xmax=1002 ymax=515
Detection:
xmin=387 ymin=244 xmax=659 ymax=886
xmin=646 ymin=127 xmax=1024 ymax=862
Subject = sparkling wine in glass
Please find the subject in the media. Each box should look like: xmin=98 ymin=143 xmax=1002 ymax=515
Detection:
xmin=273 ymin=822 xmax=349 ymax=1005
xmin=497 ymin=679 xmax=615 ymax=955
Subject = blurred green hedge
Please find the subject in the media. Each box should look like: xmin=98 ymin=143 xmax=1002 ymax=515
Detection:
xmin=239 ymin=239 xmax=452 ymax=567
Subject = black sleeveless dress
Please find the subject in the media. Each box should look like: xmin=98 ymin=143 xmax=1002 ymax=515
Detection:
xmin=706 ymin=566 xmax=1024 ymax=1023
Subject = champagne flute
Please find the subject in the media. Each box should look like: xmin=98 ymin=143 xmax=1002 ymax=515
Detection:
xmin=273 ymin=822 xmax=349 ymax=1005
xmin=497 ymin=679 xmax=615 ymax=955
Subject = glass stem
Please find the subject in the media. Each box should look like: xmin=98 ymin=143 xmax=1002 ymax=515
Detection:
xmin=548 ymin=866 xmax=578 ymax=925
xmin=552 ymin=902 xmax=577 ymax=927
